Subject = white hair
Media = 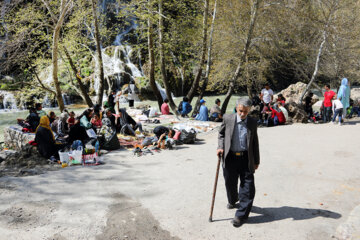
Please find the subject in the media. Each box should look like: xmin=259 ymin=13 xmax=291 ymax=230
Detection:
xmin=236 ymin=97 xmax=252 ymax=108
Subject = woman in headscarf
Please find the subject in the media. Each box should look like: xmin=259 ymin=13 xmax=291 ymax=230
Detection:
xmin=337 ymin=78 xmax=351 ymax=119
xmin=98 ymin=117 xmax=120 ymax=150
xmin=35 ymin=116 xmax=65 ymax=159
xmin=79 ymin=109 xmax=94 ymax=129
xmin=68 ymin=109 xmax=92 ymax=144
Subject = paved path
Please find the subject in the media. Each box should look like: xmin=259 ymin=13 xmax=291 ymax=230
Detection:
xmin=0 ymin=120 xmax=360 ymax=239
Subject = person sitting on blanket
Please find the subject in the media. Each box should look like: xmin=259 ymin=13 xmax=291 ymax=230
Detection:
xmin=157 ymin=128 xmax=176 ymax=149
xmin=98 ymin=118 xmax=120 ymax=150
xmin=35 ymin=116 xmax=66 ymax=159
xmin=80 ymin=108 xmax=94 ymax=129
xmin=91 ymin=113 xmax=103 ymax=129
xmin=57 ymin=112 xmax=70 ymax=138
xmin=68 ymin=109 xmax=93 ymax=144
xmin=195 ymin=99 xmax=209 ymax=121
xmin=104 ymin=108 xmax=121 ymax=133
xmin=118 ymin=108 xmax=143 ymax=136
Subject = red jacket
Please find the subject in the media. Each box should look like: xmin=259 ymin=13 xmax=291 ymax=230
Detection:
xmin=271 ymin=108 xmax=286 ymax=124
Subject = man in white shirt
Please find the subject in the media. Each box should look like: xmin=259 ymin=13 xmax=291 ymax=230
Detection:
xmin=260 ymin=84 xmax=274 ymax=105
xmin=260 ymin=84 xmax=274 ymax=124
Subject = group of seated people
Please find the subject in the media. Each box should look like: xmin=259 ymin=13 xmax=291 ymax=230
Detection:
xmin=160 ymin=97 xmax=223 ymax=122
xmin=18 ymin=101 xmax=147 ymax=160
xmin=255 ymin=94 xmax=288 ymax=127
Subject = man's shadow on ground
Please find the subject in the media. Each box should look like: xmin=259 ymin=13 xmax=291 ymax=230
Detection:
xmin=213 ymin=206 xmax=341 ymax=223
xmin=246 ymin=206 xmax=341 ymax=224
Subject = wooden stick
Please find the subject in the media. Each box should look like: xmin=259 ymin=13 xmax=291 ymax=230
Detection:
xmin=209 ymin=155 xmax=222 ymax=222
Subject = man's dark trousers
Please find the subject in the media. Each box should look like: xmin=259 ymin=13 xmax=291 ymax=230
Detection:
xmin=223 ymin=151 xmax=255 ymax=219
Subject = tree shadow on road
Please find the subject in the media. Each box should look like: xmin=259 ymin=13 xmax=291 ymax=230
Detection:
xmin=343 ymin=119 xmax=360 ymax=125
xmin=247 ymin=206 xmax=341 ymax=224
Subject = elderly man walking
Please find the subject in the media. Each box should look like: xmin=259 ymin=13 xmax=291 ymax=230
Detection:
xmin=217 ymin=98 xmax=260 ymax=227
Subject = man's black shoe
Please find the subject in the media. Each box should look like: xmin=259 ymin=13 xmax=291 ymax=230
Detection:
xmin=227 ymin=203 xmax=240 ymax=209
xmin=231 ymin=217 xmax=246 ymax=228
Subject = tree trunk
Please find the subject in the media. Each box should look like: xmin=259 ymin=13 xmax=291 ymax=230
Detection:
xmin=298 ymin=0 xmax=338 ymax=104
xmin=50 ymin=1 xmax=71 ymax=112
xmin=63 ymin=46 xmax=94 ymax=107
xmin=192 ymin=0 xmax=217 ymax=116
xmin=148 ymin=0 xmax=163 ymax=110
xmin=91 ymin=0 xmax=105 ymax=106
xmin=221 ymin=0 xmax=261 ymax=114
xmin=186 ymin=0 xmax=210 ymax=103
xmin=158 ymin=0 xmax=178 ymax=114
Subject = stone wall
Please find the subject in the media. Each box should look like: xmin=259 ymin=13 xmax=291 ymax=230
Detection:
xmin=4 ymin=126 xmax=35 ymax=151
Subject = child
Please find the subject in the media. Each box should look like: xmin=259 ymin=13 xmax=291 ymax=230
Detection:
xmin=67 ymin=111 xmax=76 ymax=129
xmin=157 ymin=129 xmax=176 ymax=149
xmin=332 ymin=96 xmax=344 ymax=125
xmin=91 ymin=114 xmax=103 ymax=128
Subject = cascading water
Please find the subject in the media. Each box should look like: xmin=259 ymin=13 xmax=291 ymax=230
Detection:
xmin=0 ymin=90 xmax=18 ymax=110
xmin=94 ymin=2 xmax=167 ymax=100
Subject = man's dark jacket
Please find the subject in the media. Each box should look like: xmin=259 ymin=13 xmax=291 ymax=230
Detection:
xmin=218 ymin=114 xmax=260 ymax=173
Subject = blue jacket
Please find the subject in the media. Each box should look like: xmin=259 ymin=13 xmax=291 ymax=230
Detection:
xmin=195 ymin=105 xmax=209 ymax=121
xmin=181 ymin=102 xmax=192 ymax=115
xmin=337 ymin=78 xmax=350 ymax=110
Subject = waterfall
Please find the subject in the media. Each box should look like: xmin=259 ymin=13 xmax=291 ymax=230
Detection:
xmin=94 ymin=13 xmax=167 ymax=100
xmin=42 ymin=94 xmax=52 ymax=108
xmin=0 ymin=90 xmax=17 ymax=110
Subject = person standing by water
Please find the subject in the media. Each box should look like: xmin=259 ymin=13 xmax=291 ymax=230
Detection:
xmin=337 ymin=78 xmax=351 ymax=120
xmin=217 ymin=98 xmax=260 ymax=228
xmin=323 ymin=84 xmax=335 ymax=123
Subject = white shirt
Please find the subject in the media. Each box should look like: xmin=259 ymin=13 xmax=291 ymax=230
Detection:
xmin=261 ymin=88 xmax=274 ymax=104
xmin=332 ymin=99 xmax=343 ymax=112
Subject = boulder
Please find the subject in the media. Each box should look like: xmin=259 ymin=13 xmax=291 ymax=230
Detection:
xmin=285 ymin=102 xmax=308 ymax=123
xmin=2 ymin=144 xmax=48 ymax=168
xmin=4 ymin=126 xmax=35 ymax=151
xmin=351 ymin=88 xmax=360 ymax=100
xmin=274 ymin=82 xmax=319 ymax=104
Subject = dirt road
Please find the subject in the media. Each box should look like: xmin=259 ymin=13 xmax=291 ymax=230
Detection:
xmin=1 ymin=119 xmax=360 ymax=240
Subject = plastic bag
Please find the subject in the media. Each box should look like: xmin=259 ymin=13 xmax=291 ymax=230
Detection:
xmin=179 ymin=129 xmax=196 ymax=144
xmin=69 ymin=146 xmax=83 ymax=165
xmin=149 ymin=107 xmax=158 ymax=118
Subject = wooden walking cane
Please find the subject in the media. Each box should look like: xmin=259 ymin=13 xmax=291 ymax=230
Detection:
xmin=209 ymin=154 xmax=222 ymax=222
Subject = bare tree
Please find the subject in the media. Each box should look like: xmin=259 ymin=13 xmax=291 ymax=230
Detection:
xmin=186 ymin=0 xmax=210 ymax=103
xmin=299 ymin=0 xmax=339 ymax=104
xmin=63 ymin=46 xmax=94 ymax=107
xmin=158 ymin=0 xmax=178 ymax=114
xmin=192 ymin=0 xmax=217 ymax=116
xmin=148 ymin=0 xmax=163 ymax=110
xmin=42 ymin=0 xmax=73 ymax=112
xmin=91 ymin=0 xmax=105 ymax=106
xmin=221 ymin=0 xmax=262 ymax=114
